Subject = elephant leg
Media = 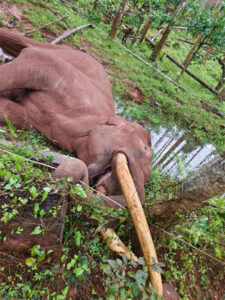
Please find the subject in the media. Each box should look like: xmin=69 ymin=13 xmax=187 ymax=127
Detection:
xmin=0 ymin=28 xmax=49 ymax=57
xmin=0 ymin=89 xmax=26 ymax=103
xmin=0 ymin=48 xmax=53 ymax=92
xmin=0 ymin=97 xmax=29 ymax=129
xmin=52 ymin=158 xmax=89 ymax=185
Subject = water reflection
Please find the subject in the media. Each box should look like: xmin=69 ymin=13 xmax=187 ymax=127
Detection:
xmin=150 ymin=126 xmax=216 ymax=177
xmin=115 ymin=100 xmax=217 ymax=178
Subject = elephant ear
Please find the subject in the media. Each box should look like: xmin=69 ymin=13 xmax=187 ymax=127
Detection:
xmin=112 ymin=148 xmax=146 ymax=204
xmin=52 ymin=158 xmax=89 ymax=185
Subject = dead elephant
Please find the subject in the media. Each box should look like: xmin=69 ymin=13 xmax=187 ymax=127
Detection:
xmin=0 ymin=29 xmax=153 ymax=208
xmin=0 ymin=29 xmax=166 ymax=296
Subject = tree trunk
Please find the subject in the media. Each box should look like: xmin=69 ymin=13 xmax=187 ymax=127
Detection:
xmin=146 ymin=36 xmax=219 ymax=95
xmin=139 ymin=17 xmax=151 ymax=43
xmin=109 ymin=0 xmax=129 ymax=39
xmin=93 ymin=0 xmax=98 ymax=11
xmin=217 ymin=88 xmax=225 ymax=100
xmin=216 ymin=56 xmax=225 ymax=91
xmin=150 ymin=0 xmax=188 ymax=61
xmin=201 ymin=45 xmax=214 ymax=64
xmin=148 ymin=151 xmax=225 ymax=219
xmin=177 ymin=34 xmax=204 ymax=80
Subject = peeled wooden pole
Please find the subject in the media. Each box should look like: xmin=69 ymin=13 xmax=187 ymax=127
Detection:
xmin=100 ymin=228 xmax=138 ymax=262
xmin=114 ymin=153 xmax=163 ymax=296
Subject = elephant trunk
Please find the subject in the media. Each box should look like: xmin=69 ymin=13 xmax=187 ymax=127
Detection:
xmin=114 ymin=153 xmax=163 ymax=297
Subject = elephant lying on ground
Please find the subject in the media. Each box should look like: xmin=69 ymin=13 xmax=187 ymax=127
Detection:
xmin=0 ymin=29 xmax=153 ymax=208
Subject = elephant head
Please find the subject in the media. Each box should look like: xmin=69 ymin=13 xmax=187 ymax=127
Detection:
xmin=53 ymin=115 xmax=153 ymax=208
xmin=87 ymin=116 xmax=153 ymax=204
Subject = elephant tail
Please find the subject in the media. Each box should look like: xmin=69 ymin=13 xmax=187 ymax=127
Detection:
xmin=0 ymin=29 xmax=46 ymax=57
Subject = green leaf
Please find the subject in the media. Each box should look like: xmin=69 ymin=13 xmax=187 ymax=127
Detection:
xmin=16 ymin=226 xmax=24 ymax=234
xmin=19 ymin=197 xmax=28 ymax=205
xmin=107 ymin=259 xmax=118 ymax=269
xmin=132 ymin=282 xmax=140 ymax=297
xmin=138 ymin=257 xmax=145 ymax=266
xmin=40 ymin=209 xmax=45 ymax=217
xmin=25 ymin=257 xmax=37 ymax=268
xmin=215 ymin=247 xmax=222 ymax=259
xmin=42 ymin=191 xmax=48 ymax=202
xmin=46 ymin=155 xmax=54 ymax=162
xmin=43 ymin=186 xmax=52 ymax=193
xmin=77 ymin=204 xmax=83 ymax=212
xmin=73 ymin=267 xmax=84 ymax=277
xmin=4 ymin=115 xmax=17 ymax=137
xmin=67 ymin=177 xmax=73 ymax=183
xmin=31 ymin=245 xmax=41 ymax=256
xmin=56 ymin=296 xmax=65 ymax=300
xmin=33 ymin=203 xmax=39 ymax=216
xmin=169 ymin=193 xmax=174 ymax=200
xmin=72 ymin=184 xmax=87 ymax=198
xmin=30 ymin=186 xmax=39 ymax=199
xmin=62 ymin=285 xmax=69 ymax=296
xmin=30 ymin=226 xmax=42 ymax=235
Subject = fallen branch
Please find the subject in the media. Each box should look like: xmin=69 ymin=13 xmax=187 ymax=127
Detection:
xmin=38 ymin=0 xmax=60 ymax=15
xmin=160 ymin=24 xmax=187 ymax=31
xmin=172 ymin=26 xmax=187 ymax=30
xmin=26 ymin=15 xmax=69 ymax=35
xmin=37 ymin=0 xmax=68 ymax=30
xmin=119 ymin=42 xmax=224 ymax=117
xmin=146 ymin=37 xmax=218 ymax=95
xmin=51 ymin=24 xmax=93 ymax=44
xmin=178 ymin=38 xmax=225 ymax=54
xmin=60 ymin=0 xmax=89 ymax=17
xmin=101 ymin=228 xmax=138 ymax=261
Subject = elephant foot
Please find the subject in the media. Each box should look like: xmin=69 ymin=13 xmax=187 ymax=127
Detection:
xmin=52 ymin=158 xmax=89 ymax=185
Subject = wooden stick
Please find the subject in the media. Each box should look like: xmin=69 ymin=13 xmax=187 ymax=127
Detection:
xmin=114 ymin=153 xmax=163 ymax=296
xmin=38 ymin=0 xmax=60 ymax=14
xmin=101 ymin=228 xmax=138 ymax=262
xmin=51 ymin=24 xmax=93 ymax=44
xmin=145 ymin=37 xmax=218 ymax=95
xmin=26 ymin=15 xmax=69 ymax=35
xmin=178 ymin=38 xmax=225 ymax=54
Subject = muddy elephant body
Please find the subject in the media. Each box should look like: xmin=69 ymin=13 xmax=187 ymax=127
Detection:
xmin=0 ymin=29 xmax=153 ymax=207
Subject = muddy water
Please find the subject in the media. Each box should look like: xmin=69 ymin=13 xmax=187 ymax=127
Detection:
xmin=115 ymin=100 xmax=217 ymax=178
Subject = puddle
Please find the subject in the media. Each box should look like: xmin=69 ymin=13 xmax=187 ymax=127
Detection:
xmin=115 ymin=99 xmax=217 ymax=178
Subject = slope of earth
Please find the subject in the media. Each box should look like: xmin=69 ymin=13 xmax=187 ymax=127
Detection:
xmin=0 ymin=0 xmax=224 ymax=299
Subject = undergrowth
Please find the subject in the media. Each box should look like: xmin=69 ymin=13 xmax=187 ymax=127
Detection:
xmin=0 ymin=146 xmax=160 ymax=299
xmin=0 ymin=125 xmax=224 ymax=299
